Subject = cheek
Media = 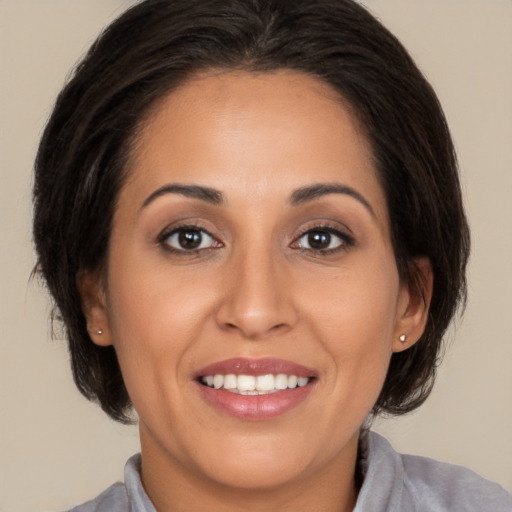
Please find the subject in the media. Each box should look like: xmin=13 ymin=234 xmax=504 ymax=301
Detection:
xmin=298 ymin=257 xmax=399 ymax=399
xmin=300 ymin=255 xmax=399 ymax=337
xmin=107 ymin=237 xmax=209 ymax=337
xmin=104 ymin=274 xmax=194 ymax=428
xmin=104 ymin=248 xmax=225 ymax=396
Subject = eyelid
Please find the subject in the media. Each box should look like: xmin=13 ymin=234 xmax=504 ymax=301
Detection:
xmin=290 ymin=221 xmax=355 ymax=253
xmin=157 ymin=222 xmax=223 ymax=253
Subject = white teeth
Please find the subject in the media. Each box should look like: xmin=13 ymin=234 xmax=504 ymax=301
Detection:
xmin=297 ymin=377 xmax=309 ymax=387
xmin=213 ymin=374 xmax=224 ymax=389
xmin=237 ymin=375 xmax=256 ymax=391
xmin=288 ymin=375 xmax=298 ymax=389
xmin=223 ymin=374 xmax=237 ymax=389
xmin=275 ymin=373 xmax=288 ymax=390
xmin=256 ymin=374 xmax=275 ymax=391
xmin=201 ymin=373 xmax=311 ymax=392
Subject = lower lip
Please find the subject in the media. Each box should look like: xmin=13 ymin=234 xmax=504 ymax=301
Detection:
xmin=196 ymin=382 xmax=314 ymax=420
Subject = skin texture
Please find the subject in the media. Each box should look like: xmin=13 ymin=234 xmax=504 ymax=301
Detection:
xmin=80 ymin=70 xmax=431 ymax=511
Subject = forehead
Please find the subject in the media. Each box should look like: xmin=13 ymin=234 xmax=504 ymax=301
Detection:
xmin=134 ymin=69 xmax=370 ymax=167
xmin=124 ymin=70 xmax=388 ymax=227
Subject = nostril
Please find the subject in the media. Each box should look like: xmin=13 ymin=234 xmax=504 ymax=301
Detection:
xmin=214 ymin=289 xmax=299 ymax=339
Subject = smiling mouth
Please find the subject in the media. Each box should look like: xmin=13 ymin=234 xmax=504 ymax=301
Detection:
xmin=195 ymin=358 xmax=317 ymax=419
xmin=200 ymin=373 xmax=312 ymax=395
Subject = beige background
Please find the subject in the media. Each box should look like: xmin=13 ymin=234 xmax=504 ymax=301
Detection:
xmin=1 ymin=1 xmax=511 ymax=511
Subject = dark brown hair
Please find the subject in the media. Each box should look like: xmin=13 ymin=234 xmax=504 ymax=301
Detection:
xmin=33 ymin=0 xmax=470 ymax=423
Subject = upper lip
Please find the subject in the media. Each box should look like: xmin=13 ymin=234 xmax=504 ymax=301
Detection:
xmin=195 ymin=357 xmax=317 ymax=379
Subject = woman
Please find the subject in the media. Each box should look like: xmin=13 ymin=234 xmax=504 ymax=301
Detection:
xmin=32 ymin=0 xmax=512 ymax=510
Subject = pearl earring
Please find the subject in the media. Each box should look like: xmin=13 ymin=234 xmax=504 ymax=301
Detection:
xmin=399 ymin=334 xmax=406 ymax=343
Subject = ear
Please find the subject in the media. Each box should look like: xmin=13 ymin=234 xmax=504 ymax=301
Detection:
xmin=76 ymin=270 xmax=113 ymax=347
xmin=393 ymin=257 xmax=433 ymax=353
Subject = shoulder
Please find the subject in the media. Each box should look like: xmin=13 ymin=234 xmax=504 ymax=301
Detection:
xmin=66 ymin=482 xmax=129 ymax=512
xmin=363 ymin=431 xmax=512 ymax=512
xmin=401 ymin=452 xmax=512 ymax=512
xmin=62 ymin=453 xmax=153 ymax=512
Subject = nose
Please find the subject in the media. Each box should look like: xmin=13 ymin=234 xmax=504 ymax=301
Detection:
xmin=215 ymin=249 xmax=298 ymax=340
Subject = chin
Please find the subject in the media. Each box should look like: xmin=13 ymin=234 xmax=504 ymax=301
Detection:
xmin=198 ymin=440 xmax=314 ymax=490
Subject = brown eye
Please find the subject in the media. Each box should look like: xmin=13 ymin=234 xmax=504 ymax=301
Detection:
xmin=163 ymin=228 xmax=217 ymax=251
xmin=178 ymin=230 xmax=203 ymax=249
xmin=307 ymin=231 xmax=332 ymax=250
xmin=295 ymin=228 xmax=348 ymax=252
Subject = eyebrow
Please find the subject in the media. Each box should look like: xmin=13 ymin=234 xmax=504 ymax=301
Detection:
xmin=141 ymin=184 xmax=225 ymax=209
xmin=141 ymin=181 xmax=374 ymax=217
xmin=289 ymin=183 xmax=375 ymax=217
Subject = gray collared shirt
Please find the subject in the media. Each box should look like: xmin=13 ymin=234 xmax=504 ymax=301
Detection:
xmin=67 ymin=432 xmax=512 ymax=511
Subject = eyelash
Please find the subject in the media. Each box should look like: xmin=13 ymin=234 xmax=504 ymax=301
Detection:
xmin=157 ymin=222 xmax=354 ymax=256
xmin=291 ymin=223 xmax=355 ymax=255
xmin=157 ymin=223 xmax=222 ymax=255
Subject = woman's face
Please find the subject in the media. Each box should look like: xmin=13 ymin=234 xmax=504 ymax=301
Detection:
xmin=88 ymin=70 xmax=424 ymax=494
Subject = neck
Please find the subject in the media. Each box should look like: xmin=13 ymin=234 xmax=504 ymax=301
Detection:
xmin=139 ymin=424 xmax=360 ymax=512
